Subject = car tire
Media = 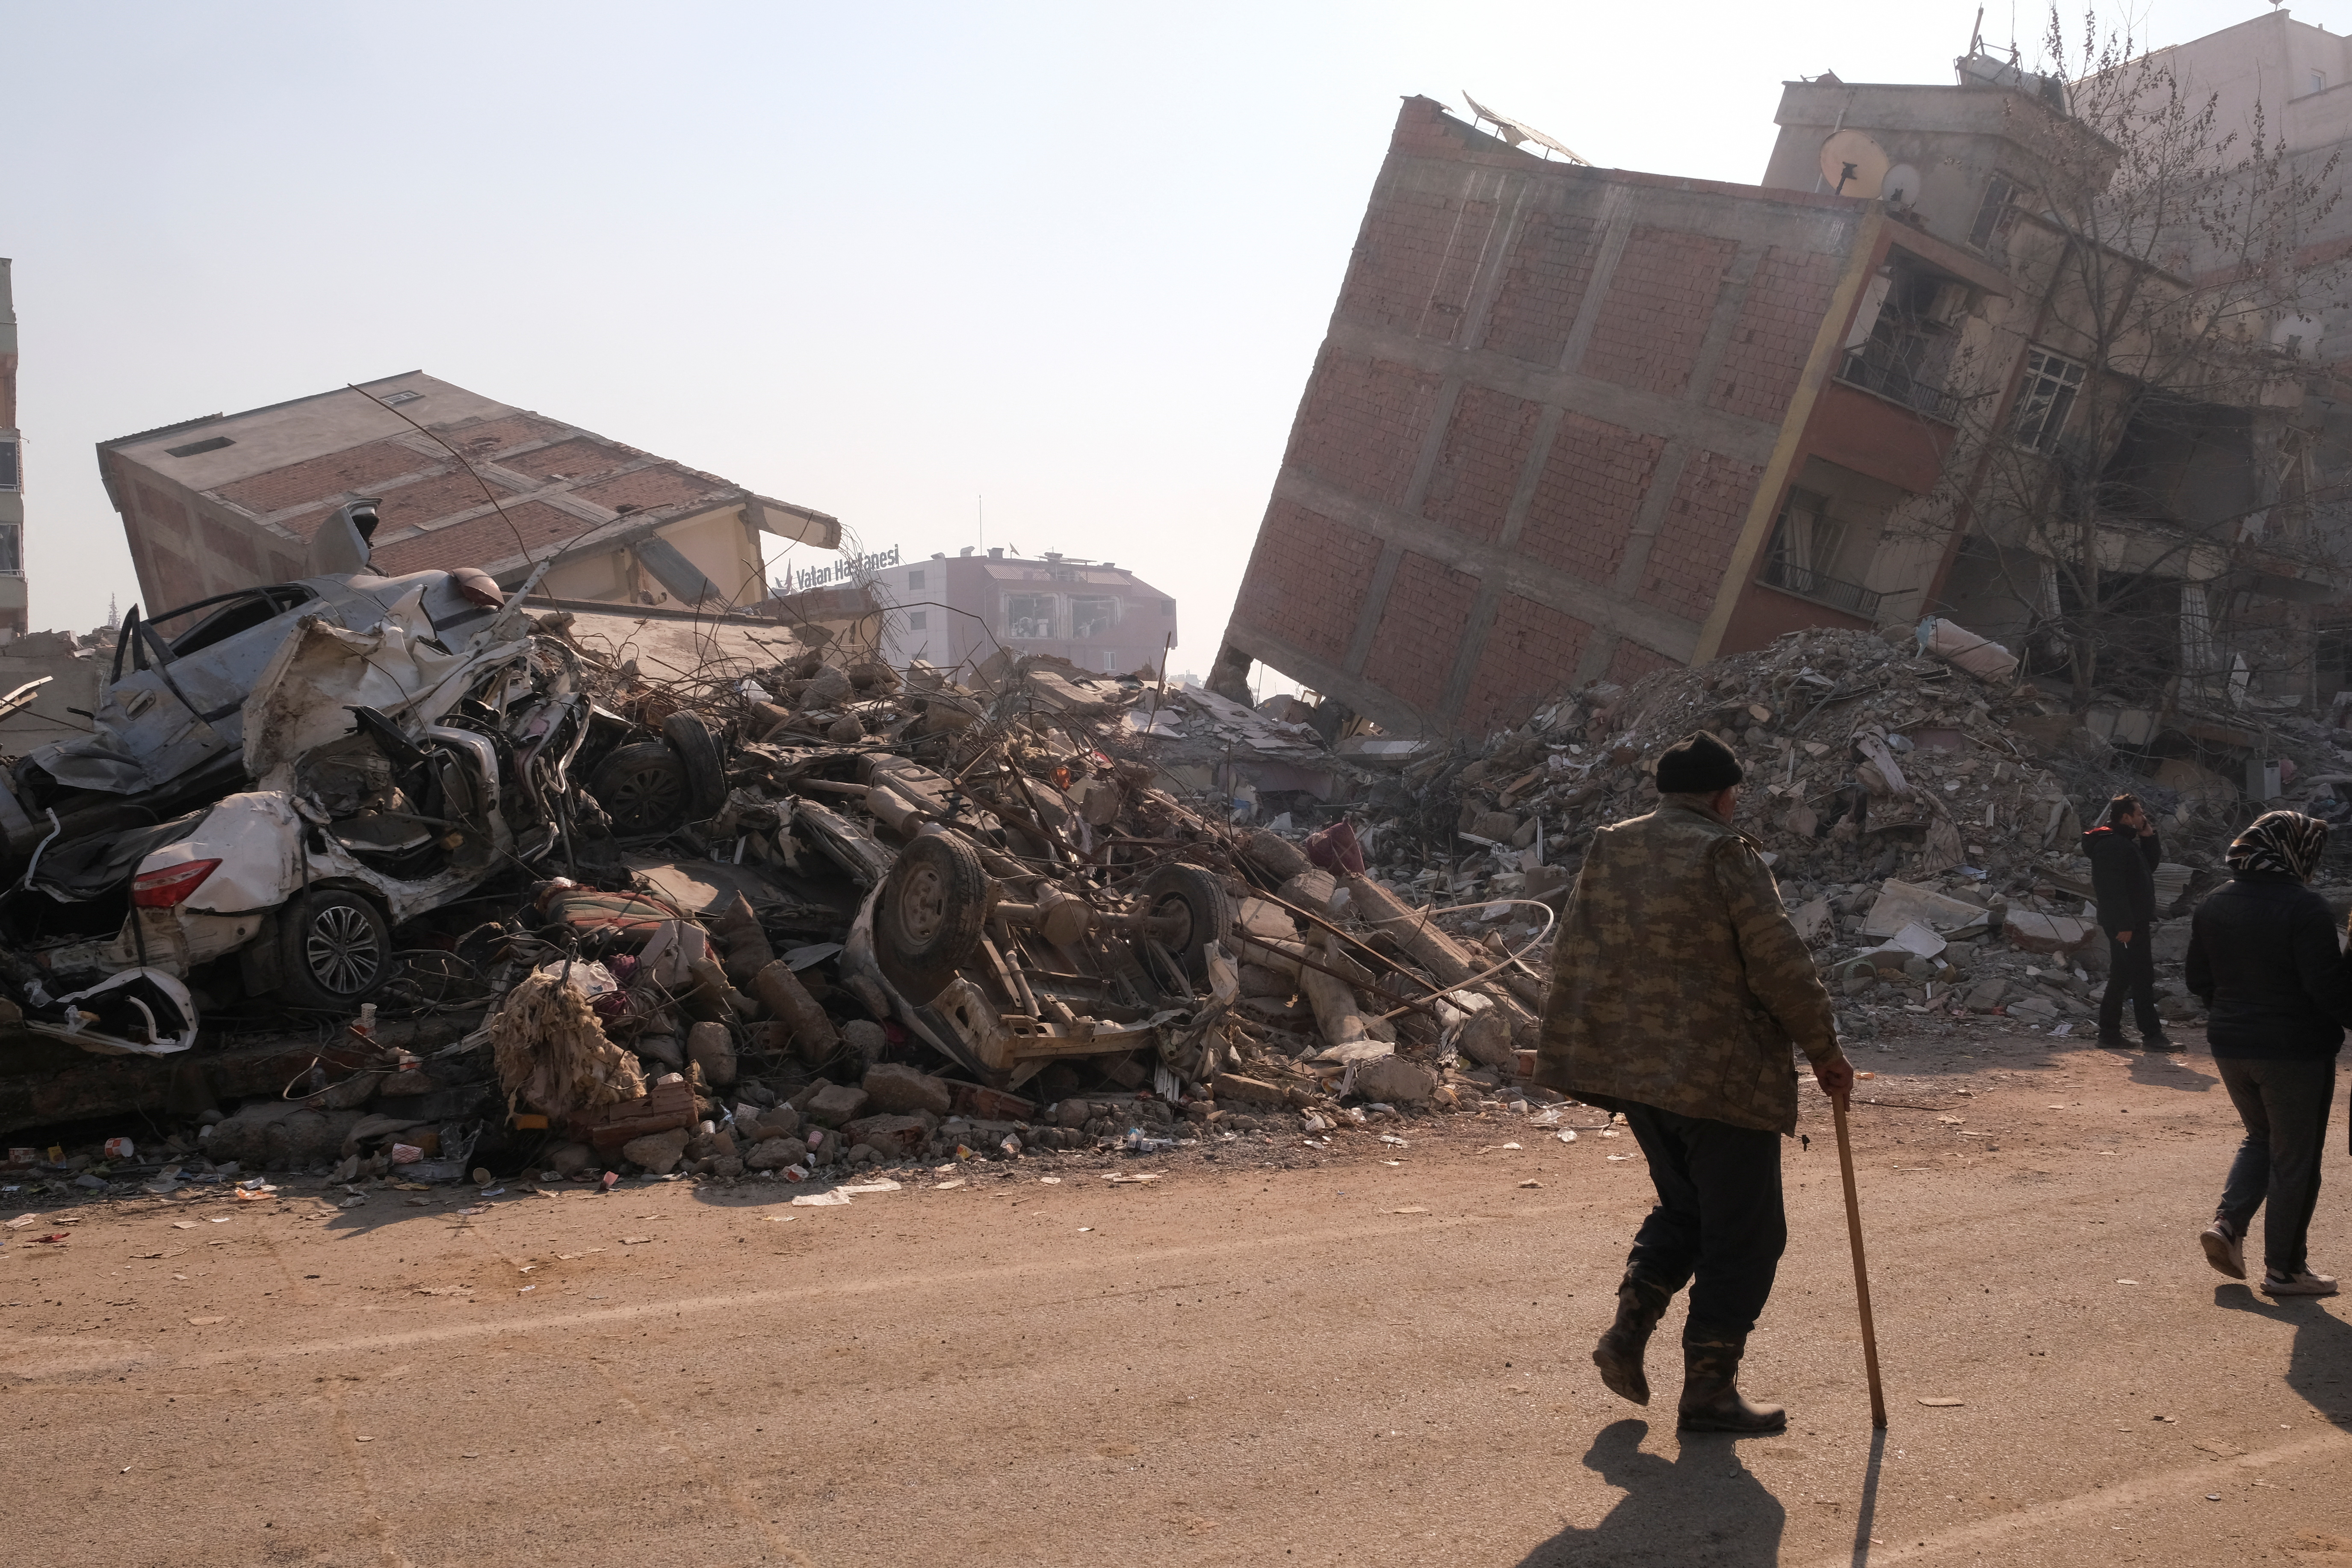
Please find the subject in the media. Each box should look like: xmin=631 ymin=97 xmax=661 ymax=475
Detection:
xmin=274 ymin=889 xmax=394 ymax=1012
xmin=587 ymin=741 xmax=688 ymax=834
xmin=662 ymin=711 xmax=727 ymax=823
xmin=1137 ymin=862 xmax=1234 ymax=984
xmin=875 ymin=833 xmax=991 ymax=1001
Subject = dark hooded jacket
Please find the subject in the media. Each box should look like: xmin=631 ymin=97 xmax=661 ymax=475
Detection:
xmin=2081 ymin=821 xmax=2161 ymax=934
xmin=2185 ymin=872 xmax=2352 ymax=1058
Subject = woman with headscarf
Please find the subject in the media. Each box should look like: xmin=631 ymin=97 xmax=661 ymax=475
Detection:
xmin=2187 ymin=810 xmax=2352 ymax=1296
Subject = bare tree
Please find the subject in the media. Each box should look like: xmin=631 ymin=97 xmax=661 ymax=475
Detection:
xmin=1918 ymin=6 xmax=2347 ymax=710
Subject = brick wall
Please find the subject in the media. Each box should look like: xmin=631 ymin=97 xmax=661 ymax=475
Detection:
xmin=1223 ymin=96 xmax=1867 ymax=737
xmin=1421 ymin=384 xmax=1542 ymax=543
xmin=1634 ymin=449 xmax=1763 ymax=618
xmin=1516 ymin=412 xmax=1664 ymax=584
xmin=499 ymin=437 xmax=632 ymax=483
xmin=1581 ymin=227 xmax=1737 ymax=396
xmin=1460 ymin=595 xmax=1593 ymax=732
xmin=1709 ymin=246 xmax=1843 ymax=421
xmin=1340 ymin=189 xmax=1499 ymax=343
xmin=432 ymin=413 xmax=561 ymax=456
xmin=1361 ymin=551 xmax=1478 ymax=716
xmin=1480 ymin=209 xmax=1604 ymax=367
xmin=370 ymin=500 xmax=596 ymax=577
xmin=1606 ymin=638 xmax=1678 ymax=684
xmin=214 ymin=438 xmax=429 ymax=516
xmin=374 ymin=470 xmax=516 ymax=535
xmin=572 ymin=466 xmax=729 ymax=516
xmin=195 ymin=514 xmax=258 ymax=580
xmin=1228 ymin=499 xmax=1383 ymax=666
xmin=1284 ymin=347 xmax=1442 ymax=509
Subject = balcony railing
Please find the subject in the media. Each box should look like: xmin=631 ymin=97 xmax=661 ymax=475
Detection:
xmin=1835 ymin=350 xmax=1962 ymax=425
xmin=1758 ymin=555 xmax=1883 ymax=618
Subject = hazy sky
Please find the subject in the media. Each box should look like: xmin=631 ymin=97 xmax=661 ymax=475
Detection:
xmin=0 ymin=0 xmax=2314 ymax=674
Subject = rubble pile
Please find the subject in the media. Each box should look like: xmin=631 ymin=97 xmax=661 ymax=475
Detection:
xmin=0 ymin=527 xmax=1578 ymax=1203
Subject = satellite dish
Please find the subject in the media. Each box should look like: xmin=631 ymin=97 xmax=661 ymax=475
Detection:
xmin=1820 ymin=129 xmax=1891 ymax=198
xmin=1883 ymin=163 xmax=1922 ymax=208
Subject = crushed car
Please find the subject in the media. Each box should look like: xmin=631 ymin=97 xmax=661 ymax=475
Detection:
xmin=0 ymin=500 xmax=723 ymax=1045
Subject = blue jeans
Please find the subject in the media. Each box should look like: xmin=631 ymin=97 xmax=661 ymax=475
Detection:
xmin=1620 ymin=1101 xmax=1787 ymax=1334
xmin=2214 ymin=1054 xmax=2336 ymax=1277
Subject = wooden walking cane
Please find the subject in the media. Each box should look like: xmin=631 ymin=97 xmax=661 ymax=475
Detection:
xmin=1831 ymin=1090 xmax=1888 ymax=1429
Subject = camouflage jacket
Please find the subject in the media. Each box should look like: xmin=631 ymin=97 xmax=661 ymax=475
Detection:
xmin=1534 ymin=799 xmax=1842 ymax=1136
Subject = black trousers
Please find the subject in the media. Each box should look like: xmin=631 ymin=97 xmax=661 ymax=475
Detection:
xmin=1620 ymin=1101 xmax=1787 ymax=1335
xmin=2214 ymin=1054 xmax=2336 ymax=1277
xmin=2099 ymin=928 xmax=2162 ymax=1039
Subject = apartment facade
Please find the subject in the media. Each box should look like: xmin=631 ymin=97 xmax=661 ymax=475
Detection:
xmin=99 ymin=373 xmax=838 ymax=617
xmin=870 ymin=547 xmax=1177 ymax=679
xmin=1214 ymin=86 xmax=2106 ymax=735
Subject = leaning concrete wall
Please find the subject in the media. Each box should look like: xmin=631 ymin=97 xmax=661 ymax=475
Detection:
xmin=1220 ymin=96 xmax=1866 ymax=737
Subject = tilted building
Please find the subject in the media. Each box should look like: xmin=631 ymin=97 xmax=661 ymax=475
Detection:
xmin=98 ymin=372 xmax=837 ymax=617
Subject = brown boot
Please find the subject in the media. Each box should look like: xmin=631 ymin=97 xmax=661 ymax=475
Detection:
xmin=1591 ymin=1271 xmax=1674 ymax=1406
xmin=1675 ymin=1323 xmax=1786 ymax=1434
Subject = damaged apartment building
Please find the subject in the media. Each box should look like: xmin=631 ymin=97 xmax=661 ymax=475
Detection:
xmin=99 ymin=372 xmax=839 ymax=621
xmin=1213 ymin=35 xmax=2352 ymax=741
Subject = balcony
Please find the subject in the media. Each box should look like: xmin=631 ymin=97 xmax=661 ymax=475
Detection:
xmin=1835 ymin=349 xmax=1962 ymax=425
xmin=1757 ymin=555 xmax=1882 ymax=619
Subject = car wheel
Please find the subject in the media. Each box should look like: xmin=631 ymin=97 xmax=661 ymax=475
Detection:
xmin=588 ymin=741 xmax=688 ymax=834
xmin=1136 ymin=862 xmax=1234 ymax=984
xmin=662 ymin=711 xmax=727 ymax=823
xmin=875 ymin=833 xmax=991 ymax=1000
xmin=274 ymin=889 xmax=394 ymax=1011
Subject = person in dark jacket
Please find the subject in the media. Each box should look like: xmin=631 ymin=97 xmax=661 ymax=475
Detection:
xmin=2084 ymin=793 xmax=2169 ymax=1049
xmin=2186 ymin=810 xmax=2352 ymax=1297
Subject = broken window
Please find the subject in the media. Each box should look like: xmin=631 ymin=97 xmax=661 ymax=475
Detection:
xmin=0 ymin=440 xmax=16 ymax=490
xmin=906 ymin=611 xmax=927 ymax=631
xmin=0 ymin=523 xmax=18 ymax=575
xmin=2013 ymin=347 xmax=2087 ymax=452
xmin=1070 ymin=597 xmax=1118 ymax=639
xmin=1967 ymin=172 xmax=2018 ymax=251
xmin=1758 ymin=489 xmax=1879 ymax=616
xmin=1836 ymin=260 xmax=1963 ymax=422
xmin=1005 ymin=594 xmax=1056 ymax=640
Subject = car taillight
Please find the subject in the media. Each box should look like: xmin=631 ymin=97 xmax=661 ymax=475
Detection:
xmin=131 ymin=859 xmax=221 ymax=908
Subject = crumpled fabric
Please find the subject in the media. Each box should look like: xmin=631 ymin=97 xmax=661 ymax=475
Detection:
xmin=490 ymin=965 xmax=646 ymax=1119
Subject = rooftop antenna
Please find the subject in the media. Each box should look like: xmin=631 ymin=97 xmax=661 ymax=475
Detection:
xmin=1461 ymin=92 xmax=1592 ymax=165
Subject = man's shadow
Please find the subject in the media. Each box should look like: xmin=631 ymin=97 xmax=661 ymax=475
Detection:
xmin=1518 ymin=1418 xmax=1786 ymax=1566
xmin=2214 ymin=1286 xmax=2352 ymax=1419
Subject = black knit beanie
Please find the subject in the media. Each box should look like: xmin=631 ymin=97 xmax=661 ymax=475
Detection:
xmin=1654 ymin=731 xmax=1743 ymax=794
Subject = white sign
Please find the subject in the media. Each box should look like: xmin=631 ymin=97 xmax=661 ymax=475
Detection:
xmin=789 ymin=544 xmax=901 ymax=593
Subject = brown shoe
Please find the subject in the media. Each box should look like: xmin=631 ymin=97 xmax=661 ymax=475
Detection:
xmin=1675 ymin=1324 xmax=1787 ymax=1434
xmin=1592 ymin=1271 xmax=1673 ymax=1406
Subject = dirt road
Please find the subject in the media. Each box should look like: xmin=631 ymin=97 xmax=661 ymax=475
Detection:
xmin=6 ymin=1026 xmax=2352 ymax=1566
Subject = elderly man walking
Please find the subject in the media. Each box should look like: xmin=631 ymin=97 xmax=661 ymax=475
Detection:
xmin=1536 ymin=732 xmax=1852 ymax=1433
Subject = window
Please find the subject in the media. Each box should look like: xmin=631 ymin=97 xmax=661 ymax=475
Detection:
xmin=1968 ymin=172 xmax=2018 ymax=250
xmin=2013 ymin=347 xmax=2087 ymax=452
xmin=908 ymin=569 xmax=925 ymax=591
xmin=2313 ymin=70 xmax=2329 ymax=96
xmin=1005 ymin=593 xmax=1055 ymax=639
xmin=906 ymin=610 xmax=927 ymax=631
xmin=1758 ymin=490 xmax=1879 ymax=617
xmin=0 ymin=523 xmax=18 ymax=575
xmin=1070 ymin=596 xmax=1118 ymax=639
xmin=378 ymin=389 xmax=423 ymax=406
xmin=0 ymin=440 xmax=16 ymax=490
xmin=164 ymin=435 xmax=234 ymax=458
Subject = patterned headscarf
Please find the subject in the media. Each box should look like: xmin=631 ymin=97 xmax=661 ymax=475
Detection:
xmin=2227 ymin=810 xmax=2330 ymax=882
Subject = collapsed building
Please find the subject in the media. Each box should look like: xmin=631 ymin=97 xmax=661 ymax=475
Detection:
xmin=1211 ymin=47 xmax=2352 ymax=764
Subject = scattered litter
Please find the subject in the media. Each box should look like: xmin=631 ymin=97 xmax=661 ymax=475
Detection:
xmin=1518 ymin=1180 xmax=1542 ymax=1189
xmin=1392 ymin=1206 xmax=1430 ymax=1215
xmin=1918 ymin=1397 xmax=1964 ymax=1408
xmin=186 ymin=1315 xmax=226 ymax=1325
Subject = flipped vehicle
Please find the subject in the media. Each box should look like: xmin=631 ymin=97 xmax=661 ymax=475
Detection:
xmin=0 ymin=501 xmax=723 ymax=1040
